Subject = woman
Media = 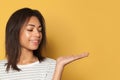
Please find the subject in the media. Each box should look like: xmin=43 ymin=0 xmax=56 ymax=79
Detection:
xmin=0 ymin=8 xmax=89 ymax=80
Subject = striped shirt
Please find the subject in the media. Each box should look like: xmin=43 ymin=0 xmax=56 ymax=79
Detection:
xmin=0 ymin=58 xmax=56 ymax=80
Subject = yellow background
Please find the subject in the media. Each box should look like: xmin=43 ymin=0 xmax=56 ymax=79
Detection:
xmin=0 ymin=0 xmax=120 ymax=80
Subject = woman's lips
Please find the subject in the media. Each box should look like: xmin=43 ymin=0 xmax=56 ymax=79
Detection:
xmin=30 ymin=40 xmax=40 ymax=45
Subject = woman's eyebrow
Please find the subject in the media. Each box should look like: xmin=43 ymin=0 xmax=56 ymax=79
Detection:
xmin=27 ymin=24 xmax=41 ymax=27
xmin=27 ymin=24 xmax=35 ymax=27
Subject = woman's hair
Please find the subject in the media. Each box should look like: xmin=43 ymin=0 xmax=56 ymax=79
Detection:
xmin=5 ymin=7 xmax=46 ymax=71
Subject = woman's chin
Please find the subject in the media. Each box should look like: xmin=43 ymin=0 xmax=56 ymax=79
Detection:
xmin=29 ymin=46 xmax=39 ymax=50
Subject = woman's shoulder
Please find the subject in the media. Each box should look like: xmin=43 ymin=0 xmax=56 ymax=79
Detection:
xmin=0 ymin=60 xmax=7 ymax=69
xmin=0 ymin=59 xmax=7 ymax=64
xmin=41 ymin=57 xmax=56 ymax=68
xmin=43 ymin=57 xmax=56 ymax=64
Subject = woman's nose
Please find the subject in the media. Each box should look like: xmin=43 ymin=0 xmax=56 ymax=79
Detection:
xmin=33 ymin=29 xmax=41 ymax=38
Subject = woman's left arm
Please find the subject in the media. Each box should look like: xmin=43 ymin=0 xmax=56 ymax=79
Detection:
xmin=52 ymin=52 xmax=89 ymax=80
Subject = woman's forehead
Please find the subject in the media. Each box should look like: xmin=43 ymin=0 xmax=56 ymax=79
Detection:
xmin=23 ymin=16 xmax=42 ymax=28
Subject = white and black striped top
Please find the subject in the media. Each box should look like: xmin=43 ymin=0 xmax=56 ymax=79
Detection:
xmin=0 ymin=58 xmax=56 ymax=80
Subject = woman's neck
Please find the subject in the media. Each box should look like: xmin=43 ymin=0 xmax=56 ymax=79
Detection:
xmin=18 ymin=48 xmax=38 ymax=65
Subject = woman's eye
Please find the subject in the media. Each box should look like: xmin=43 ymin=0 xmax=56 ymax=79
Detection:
xmin=27 ymin=29 xmax=33 ymax=31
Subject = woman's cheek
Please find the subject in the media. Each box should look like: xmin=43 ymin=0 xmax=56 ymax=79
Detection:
xmin=25 ymin=31 xmax=31 ymax=38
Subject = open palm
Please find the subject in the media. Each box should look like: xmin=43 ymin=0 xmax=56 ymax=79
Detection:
xmin=57 ymin=52 xmax=89 ymax=67
xmin=53 ymin=52 xmax=89 ymax=80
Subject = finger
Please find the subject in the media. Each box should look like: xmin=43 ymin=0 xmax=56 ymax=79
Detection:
xmin=78 ymin=52 xmax=89 ymax=58
xmin=70 ymin=52 xmax=89 ymax=61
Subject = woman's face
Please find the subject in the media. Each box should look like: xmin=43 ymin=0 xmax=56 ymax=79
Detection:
xmin=19 ymin=16 xmax=42 ymax=51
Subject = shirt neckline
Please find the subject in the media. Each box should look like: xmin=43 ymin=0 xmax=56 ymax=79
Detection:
xmin=17 ymin=60 xmax=39 ymax=68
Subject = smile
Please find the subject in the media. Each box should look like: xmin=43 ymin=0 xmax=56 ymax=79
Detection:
xmin=30 ymin=40 xmax=40 ymax=45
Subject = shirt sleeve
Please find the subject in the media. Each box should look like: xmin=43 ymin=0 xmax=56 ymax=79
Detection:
xmin=45 ymin=59 xmax=56 ymax=80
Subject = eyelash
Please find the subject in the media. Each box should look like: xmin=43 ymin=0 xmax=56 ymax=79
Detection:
xmin=27 ymin=29 xmax=33 ymax=32
xmin=27 ymin=29 xmax=42 ymax=32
